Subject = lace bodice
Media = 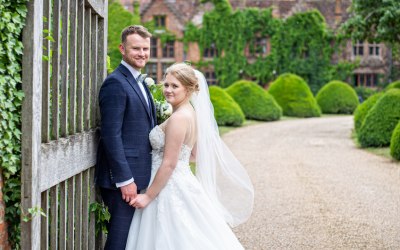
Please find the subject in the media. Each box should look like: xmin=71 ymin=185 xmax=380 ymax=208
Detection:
xmin=149 ymin=126 xmax=192 ymax=171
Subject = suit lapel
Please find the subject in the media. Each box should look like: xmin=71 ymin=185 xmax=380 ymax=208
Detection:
xmin=117 ymin=64 xmax=151 ymax=117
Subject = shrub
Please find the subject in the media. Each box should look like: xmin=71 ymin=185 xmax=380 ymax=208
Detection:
xmin=268 ymin=73 xmax=321 ymax=117
xmin=353 ymin=92 xmax=383 ymax=132
xmin=226 ymin=80 xmax=282 ymax=121
xmin=358 ymin=89 xmax=400 ymax=147
xmin=385 ymin=80 xmax=400 ymax=91
xmin=316 ymin=81 xmax=359 ymax=114
xmin=209 ymin=86 xmax=245 ymax=126
xmin=390 ymin=121 xmax=400 ymax=160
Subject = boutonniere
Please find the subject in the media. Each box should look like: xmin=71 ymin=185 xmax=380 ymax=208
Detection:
xmin=144 ymin=76 xmax=155 ymax=87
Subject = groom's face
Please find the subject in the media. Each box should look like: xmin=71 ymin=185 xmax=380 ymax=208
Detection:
xmin=119 ymin=33 xmax=150 ymax=71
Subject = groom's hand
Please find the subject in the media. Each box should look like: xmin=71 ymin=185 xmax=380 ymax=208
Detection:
xmin=120 ymin=182 xmax=138 ymax=203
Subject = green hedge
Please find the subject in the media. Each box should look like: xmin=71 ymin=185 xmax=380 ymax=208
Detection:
xmin=268 ymin=73 xmax=321 ymax=117
xmin=316 ymin=81 xmax=359 ymax=114
xmin=390 ymin=121 xmax=400 ymax=160
xmin=226 ymin=80 xmax=282 ymax=121
xmin=0 ymin=0 xmax=29 ymax=247
xmin=108 ymin=1 xmax=140 ymax=70
xmin=209 ymin=86 xmax=245 ymax=126
xmin=358 ymin=89 xmax=400 ymax=147
xmin=353 ymin=92 xmax=383 ymax=132
xmin=385 ymin=80 xmax=400 ymax=91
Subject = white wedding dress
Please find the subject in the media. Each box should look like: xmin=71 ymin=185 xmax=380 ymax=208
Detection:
xmin=125 ymin=125 xmax=244 ymax=250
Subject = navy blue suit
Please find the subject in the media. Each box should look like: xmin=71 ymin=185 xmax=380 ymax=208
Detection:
xmin=96 ymin=64 xmax=157 ymax=249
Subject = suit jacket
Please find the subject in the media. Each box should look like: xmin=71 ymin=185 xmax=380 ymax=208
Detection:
xmin=95 ymin=64 xmax=157 ymax=190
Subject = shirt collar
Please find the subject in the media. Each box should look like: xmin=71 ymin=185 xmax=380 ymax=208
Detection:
xmin=121 ymin=60 xmax=141 ymax=80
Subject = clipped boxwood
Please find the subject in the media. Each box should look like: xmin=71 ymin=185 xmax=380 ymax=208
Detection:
xmin=353 ymin=92 xmax=383 ymax=132
xmin=385 ymin=80 xmax=400 ymax=91
xmin=268 ymin=73 xmax=321 ymax=117
xmin=358 ymin=89 xmax=400 ymax=147
xmin=209 ymin=86 xmax=245 ymax=126
xmin=316 ymin=81 xmax=359 ymax=114
xmin=226 ymin=80 xmax=282 ymax=121
xmin=390 ymin=121 xmax=400 ymax=160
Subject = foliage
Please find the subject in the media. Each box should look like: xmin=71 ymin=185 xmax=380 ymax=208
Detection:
xmin=268 ymin=73 xmax=321 ymax=117
xmin=390 ymin=121 xmax=400 ymax=161
xmin=272 ymin=10 xmax=353 ymax=93
xmin=89 ymin=202 xmax=111 ymax=236
xmin=316 ymin=81 xmax=359 ymax=114
xmin=0 ymin=0 xmax=28 ymax=247
xmin=354 ymin=86 xmax=379 ymax=102
xmin=225 ymin=80 xmax=282 ymax=121
xmin=184 ymin=3 xmax=354 ymax=91
xmin=385 ymin=80 xmax=400 ymax=91
xmin=358 ymin=89 xmax=400 ymax=147
xmin=107 ymin=1 xmax=140 ymax=70
xmin=184 ymin=3 xmax=280 ymax=87
xmin=341 ymin=0 xmax=400 ymax=44
xmin=209 ymin=86 xmax=245 ymax=126
xmin=353 ymin=92 xmax=383 ymax=132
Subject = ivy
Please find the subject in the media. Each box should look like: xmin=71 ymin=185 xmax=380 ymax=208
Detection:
xmin=0 ymin=0 xmax=29 ymax=248
xmin=184 ymin=1 xmax=355 ymax=91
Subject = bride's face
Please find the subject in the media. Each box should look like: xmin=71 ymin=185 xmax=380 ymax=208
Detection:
xmin=163 ymin=73 xmax=189 ymax=107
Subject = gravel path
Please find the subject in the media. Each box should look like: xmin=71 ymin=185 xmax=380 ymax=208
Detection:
xmin=223 ymin=116 xmax=400 ymax=249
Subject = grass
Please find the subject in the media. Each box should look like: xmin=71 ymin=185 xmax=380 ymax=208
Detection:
xmin=351 ymin=130 xmax=392 ymax=160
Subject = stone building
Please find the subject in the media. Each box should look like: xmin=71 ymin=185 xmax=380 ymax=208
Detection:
xmin=118 ymin=0 xmax=392 ymax=87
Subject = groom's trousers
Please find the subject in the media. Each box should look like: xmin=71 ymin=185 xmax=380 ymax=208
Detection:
xmin=100 ymin=187 xmax=136 ymax=250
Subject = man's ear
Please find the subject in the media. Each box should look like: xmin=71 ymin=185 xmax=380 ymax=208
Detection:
xmin=119 ymin=43 xmax=125 ymax=55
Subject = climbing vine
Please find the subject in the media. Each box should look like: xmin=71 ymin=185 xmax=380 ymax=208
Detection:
xmin=0 ymin=0 xmax=29 ymax=248
xmin=184 ymin=0 xmax=355 ymax=91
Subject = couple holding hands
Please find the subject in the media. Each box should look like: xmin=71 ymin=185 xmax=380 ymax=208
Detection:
xmin=95 ymin=25 xmax=254 ymax=250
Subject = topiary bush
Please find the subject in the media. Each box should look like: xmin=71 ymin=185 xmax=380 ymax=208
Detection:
xmin=354 ymin=86 xmax=379 ymax=102
xmin=209 ymin=86 xmax=245 ymax=126
xmin=385 ymin=80 xmax=400 ymax=91
xmin=390 ymin=121 xmax=400 ymax=160
xmin=268 ymin=73 xmax=321 ymax=117
xmin=353 ymin=92 xmax=383 ymax=132
xmin=316 ymin=81 xmax=359 ymax=114
xmin=225 ymin=80 xmax=282 ymax=121
xmin=358 ymin=89 xmax=400 ymax=147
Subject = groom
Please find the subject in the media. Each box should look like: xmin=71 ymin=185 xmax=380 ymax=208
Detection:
xmin=95 ymin=25 xmax=157 ymax=249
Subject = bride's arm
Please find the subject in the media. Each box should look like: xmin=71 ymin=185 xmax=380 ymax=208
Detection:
xmin=130 ymin=113 xmax=188 ymax=208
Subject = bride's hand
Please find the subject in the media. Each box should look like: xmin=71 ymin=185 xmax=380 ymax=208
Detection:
xmin=129 ymin=194 xmax=152 ymax=209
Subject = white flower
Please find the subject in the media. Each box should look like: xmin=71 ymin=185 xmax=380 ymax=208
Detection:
xmin=144 ymin=77 xmax=155 ymax=87
xmin=163 ymin=103 xmax=173 ymax=116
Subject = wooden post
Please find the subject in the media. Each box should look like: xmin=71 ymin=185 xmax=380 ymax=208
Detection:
xmin=21 ymin=0 xmax=43 ymax=249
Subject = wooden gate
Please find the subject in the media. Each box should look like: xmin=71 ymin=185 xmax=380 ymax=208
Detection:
xmin=21 ymin=0 xmax=108 ymax=249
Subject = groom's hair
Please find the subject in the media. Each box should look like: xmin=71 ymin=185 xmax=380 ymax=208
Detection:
xmin=121 ymin=25 xmax=152 ymax=44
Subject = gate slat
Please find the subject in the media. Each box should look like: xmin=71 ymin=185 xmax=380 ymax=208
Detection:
xmin=42 ymin=0 xmax=51 ymax=143
xmin=90 ymin=14 xmax=98 ymax=127
xmin=67 ymin=177 xmax=75 ymax=250
xmin=76 ymin=0 xmax=85 ymax=133
xmin=84 ymin=7 xmax=92 ymax=131
xmin=88 ymin=168 xmax=96 ymax=249
xmin=82 ymin=170 xmax=90 ymax=249
xmin=41 ymin=190 xmax=49 ymax=249
xmin=69 ymin=0 xmax=77 ymax=135
xmin=50 ymin=185 xmax=59 ymax=249
xmin=74 ymin=173 xmax=82 ymax=250
xmin=59 ymin=181 xmax=67 ymax=250
xmin=51 ymin=0 xmax=61 ymax=140
xmin=60 ymin=0 xmax=70 ymax=137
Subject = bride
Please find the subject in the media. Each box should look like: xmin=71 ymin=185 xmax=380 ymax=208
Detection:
xmin=125 ymin=63 xmax=254 ymax=250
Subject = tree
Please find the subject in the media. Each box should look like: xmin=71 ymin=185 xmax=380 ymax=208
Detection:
xmin=341 ymin=0 xmax=400 ymax=44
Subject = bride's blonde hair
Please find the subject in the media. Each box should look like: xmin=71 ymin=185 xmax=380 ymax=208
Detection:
xmin=164 ymin=63 xmax=200 ymax=93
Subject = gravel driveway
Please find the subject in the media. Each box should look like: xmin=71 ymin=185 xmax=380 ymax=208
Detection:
xmin=223 ymin=116 xmax=400 ymax=249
